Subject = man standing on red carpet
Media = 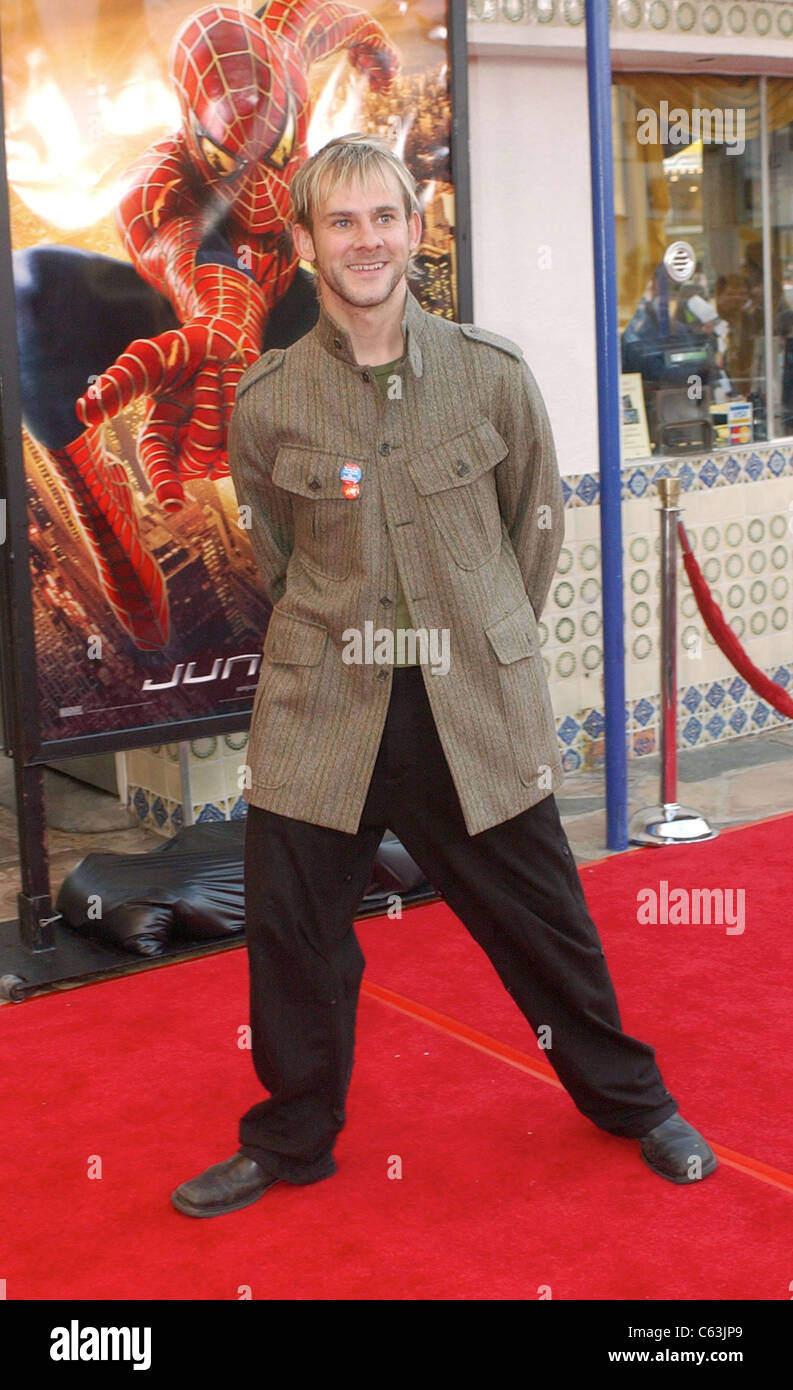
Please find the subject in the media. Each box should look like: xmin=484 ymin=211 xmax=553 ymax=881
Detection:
xmin=171 ymin=134 xmax=717 ymax=1218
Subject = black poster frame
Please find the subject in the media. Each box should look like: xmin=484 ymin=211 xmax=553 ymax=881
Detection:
xmin=0 ymin=2 xmax=473 ymax=980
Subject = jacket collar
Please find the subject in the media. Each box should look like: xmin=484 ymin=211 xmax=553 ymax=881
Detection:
xmin=314 ymin=283 xmax=425 ymax=379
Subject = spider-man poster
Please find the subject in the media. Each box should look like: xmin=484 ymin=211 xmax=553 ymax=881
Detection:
xmin=0 ymin=0 xmax=466 ymax=751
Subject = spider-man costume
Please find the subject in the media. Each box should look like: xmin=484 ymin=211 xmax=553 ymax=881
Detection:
xmin=13 ymin=2 xmax=399 ymax=649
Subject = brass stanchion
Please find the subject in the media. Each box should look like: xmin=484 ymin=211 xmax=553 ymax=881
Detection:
xmin=629 ymin=477 xmax=717 ymax=846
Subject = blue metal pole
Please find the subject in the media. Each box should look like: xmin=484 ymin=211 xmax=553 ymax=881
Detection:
xmin=585 ymin=0 xmax=628 ymax=850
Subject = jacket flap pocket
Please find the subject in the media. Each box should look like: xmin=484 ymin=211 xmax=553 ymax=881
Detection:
xmin=485 ymin=597 xmax=539 ymax=664
xmin=264 ymin=609 xmax=327 ymax=665
xmin=407 ymin=418 xmax=508 ymax=496
xmin=273 ymin=446 xmax=366 ymax=499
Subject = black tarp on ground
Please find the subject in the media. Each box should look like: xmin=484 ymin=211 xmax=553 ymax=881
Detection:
xmin=55 ymin=821 xmax=433 ymax=957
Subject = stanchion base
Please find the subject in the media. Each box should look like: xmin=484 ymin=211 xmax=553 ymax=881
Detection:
xmin=629 ymin=803 xmax=718 ymax=847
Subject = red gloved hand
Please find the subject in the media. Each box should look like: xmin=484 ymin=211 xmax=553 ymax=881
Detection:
xmin=348 ymin=36 xmax=400 ymax=93
xmin=77 ymin=264 xmax=265 ymax=511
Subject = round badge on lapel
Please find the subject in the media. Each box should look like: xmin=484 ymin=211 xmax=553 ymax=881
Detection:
xmin=340 ymin=464 xmax=362 ymax=499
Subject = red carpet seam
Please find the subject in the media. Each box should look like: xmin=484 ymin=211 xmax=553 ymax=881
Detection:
xmin=362 ymin=979 xmax=562 ymax=1085
xmin=362 ymin=979 xmax=793 ymax=1197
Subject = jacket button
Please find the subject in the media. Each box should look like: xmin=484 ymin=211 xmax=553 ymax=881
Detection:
xmin=380 ymin=596 xmax=392 ymax=607
xmin=376 ymin=669 xmax=390 ymax=681
xmin=456 ymin=460 xmax=471 ymax=476
xmin=308 ymin=477 xmax=322 ymax=491
xmin=379 ymin=442 xmax=391 ymax=455
xmin=361 ymin=371 xmax=372 ymax=383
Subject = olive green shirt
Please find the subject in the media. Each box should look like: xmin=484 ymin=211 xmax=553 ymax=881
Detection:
xmin=371 ymin=356 xmax=417 ymax=665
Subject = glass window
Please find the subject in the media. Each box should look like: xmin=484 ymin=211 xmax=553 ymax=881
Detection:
xmin=612 ymin=75 xmax=787 ymax=457
xmin=769 ymin=79 xmax=793 ymax=440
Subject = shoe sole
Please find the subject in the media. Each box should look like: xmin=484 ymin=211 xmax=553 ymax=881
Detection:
xmin=170 ymin=1156 xmax=336 ymax=1219
xmin=640 ymin=1152 xmax=719 ymax=1185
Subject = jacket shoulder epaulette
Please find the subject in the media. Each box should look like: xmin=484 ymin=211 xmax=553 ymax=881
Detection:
xmin=236 ymin=348 xmax=286 ymax=401
xmin=458 ymin=323 xmax=524 ymax=361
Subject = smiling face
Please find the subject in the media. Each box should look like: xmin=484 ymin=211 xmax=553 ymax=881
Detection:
xmin=291 ymin=166 xmax=422 ymax=314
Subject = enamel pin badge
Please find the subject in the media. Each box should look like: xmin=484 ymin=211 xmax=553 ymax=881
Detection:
xmin=340 ymin=463 xmax=362 ymax=499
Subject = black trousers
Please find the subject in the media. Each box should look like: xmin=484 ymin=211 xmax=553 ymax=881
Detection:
xmin=239 ymin=665 xmax=677 ymax=1168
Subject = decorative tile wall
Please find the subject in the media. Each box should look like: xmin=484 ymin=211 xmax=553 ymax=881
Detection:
xmin=546 ymin=443 xmax=793 ymax=773
xmin=468 ymin=0 xmax=793 ymax=42
xmin=125 ymin=737 xmax=250 ymax=837
xmin=124 ymin=441 xmax=793 ymax=833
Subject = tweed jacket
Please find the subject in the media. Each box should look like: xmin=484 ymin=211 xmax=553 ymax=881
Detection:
xmin=227 ymin=285 xmax=565 ymax=836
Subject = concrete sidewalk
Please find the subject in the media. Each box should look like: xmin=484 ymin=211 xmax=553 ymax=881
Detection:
xmin=556 ymin=724 xmax=793 ymax=861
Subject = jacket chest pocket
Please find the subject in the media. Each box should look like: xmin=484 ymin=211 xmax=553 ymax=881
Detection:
xmin=406 ymin=418 xmax=509 ymax=571
xmin=273 ymin=445 xmax=365 ymax=580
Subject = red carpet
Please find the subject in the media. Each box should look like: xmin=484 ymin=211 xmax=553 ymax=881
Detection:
xmin=1 ymin=812 xmax=791 ymax=1300
xmin=360 ymin=809 xmax=793 ymax=1174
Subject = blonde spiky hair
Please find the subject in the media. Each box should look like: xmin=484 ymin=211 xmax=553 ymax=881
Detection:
xmin=289 ymin=132 xmax=422 ymax=282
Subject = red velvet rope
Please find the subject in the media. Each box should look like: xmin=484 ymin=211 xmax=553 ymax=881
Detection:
xmin=676 ymin=520 xmax=793 ymax=720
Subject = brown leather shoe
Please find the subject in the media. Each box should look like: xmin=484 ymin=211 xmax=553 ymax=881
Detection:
xmin=171 ymin=1151 xmax=336 ymax=1218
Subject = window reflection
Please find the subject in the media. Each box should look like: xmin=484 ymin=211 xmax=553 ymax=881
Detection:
xmin=612 ymin=75 xmax=789 ymax=456
xmin=769 ymin=79 xmax=793 ymax=439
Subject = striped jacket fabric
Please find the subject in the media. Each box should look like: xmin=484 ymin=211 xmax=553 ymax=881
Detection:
xmin=227 ymin=285 xmax=565 ymax=836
